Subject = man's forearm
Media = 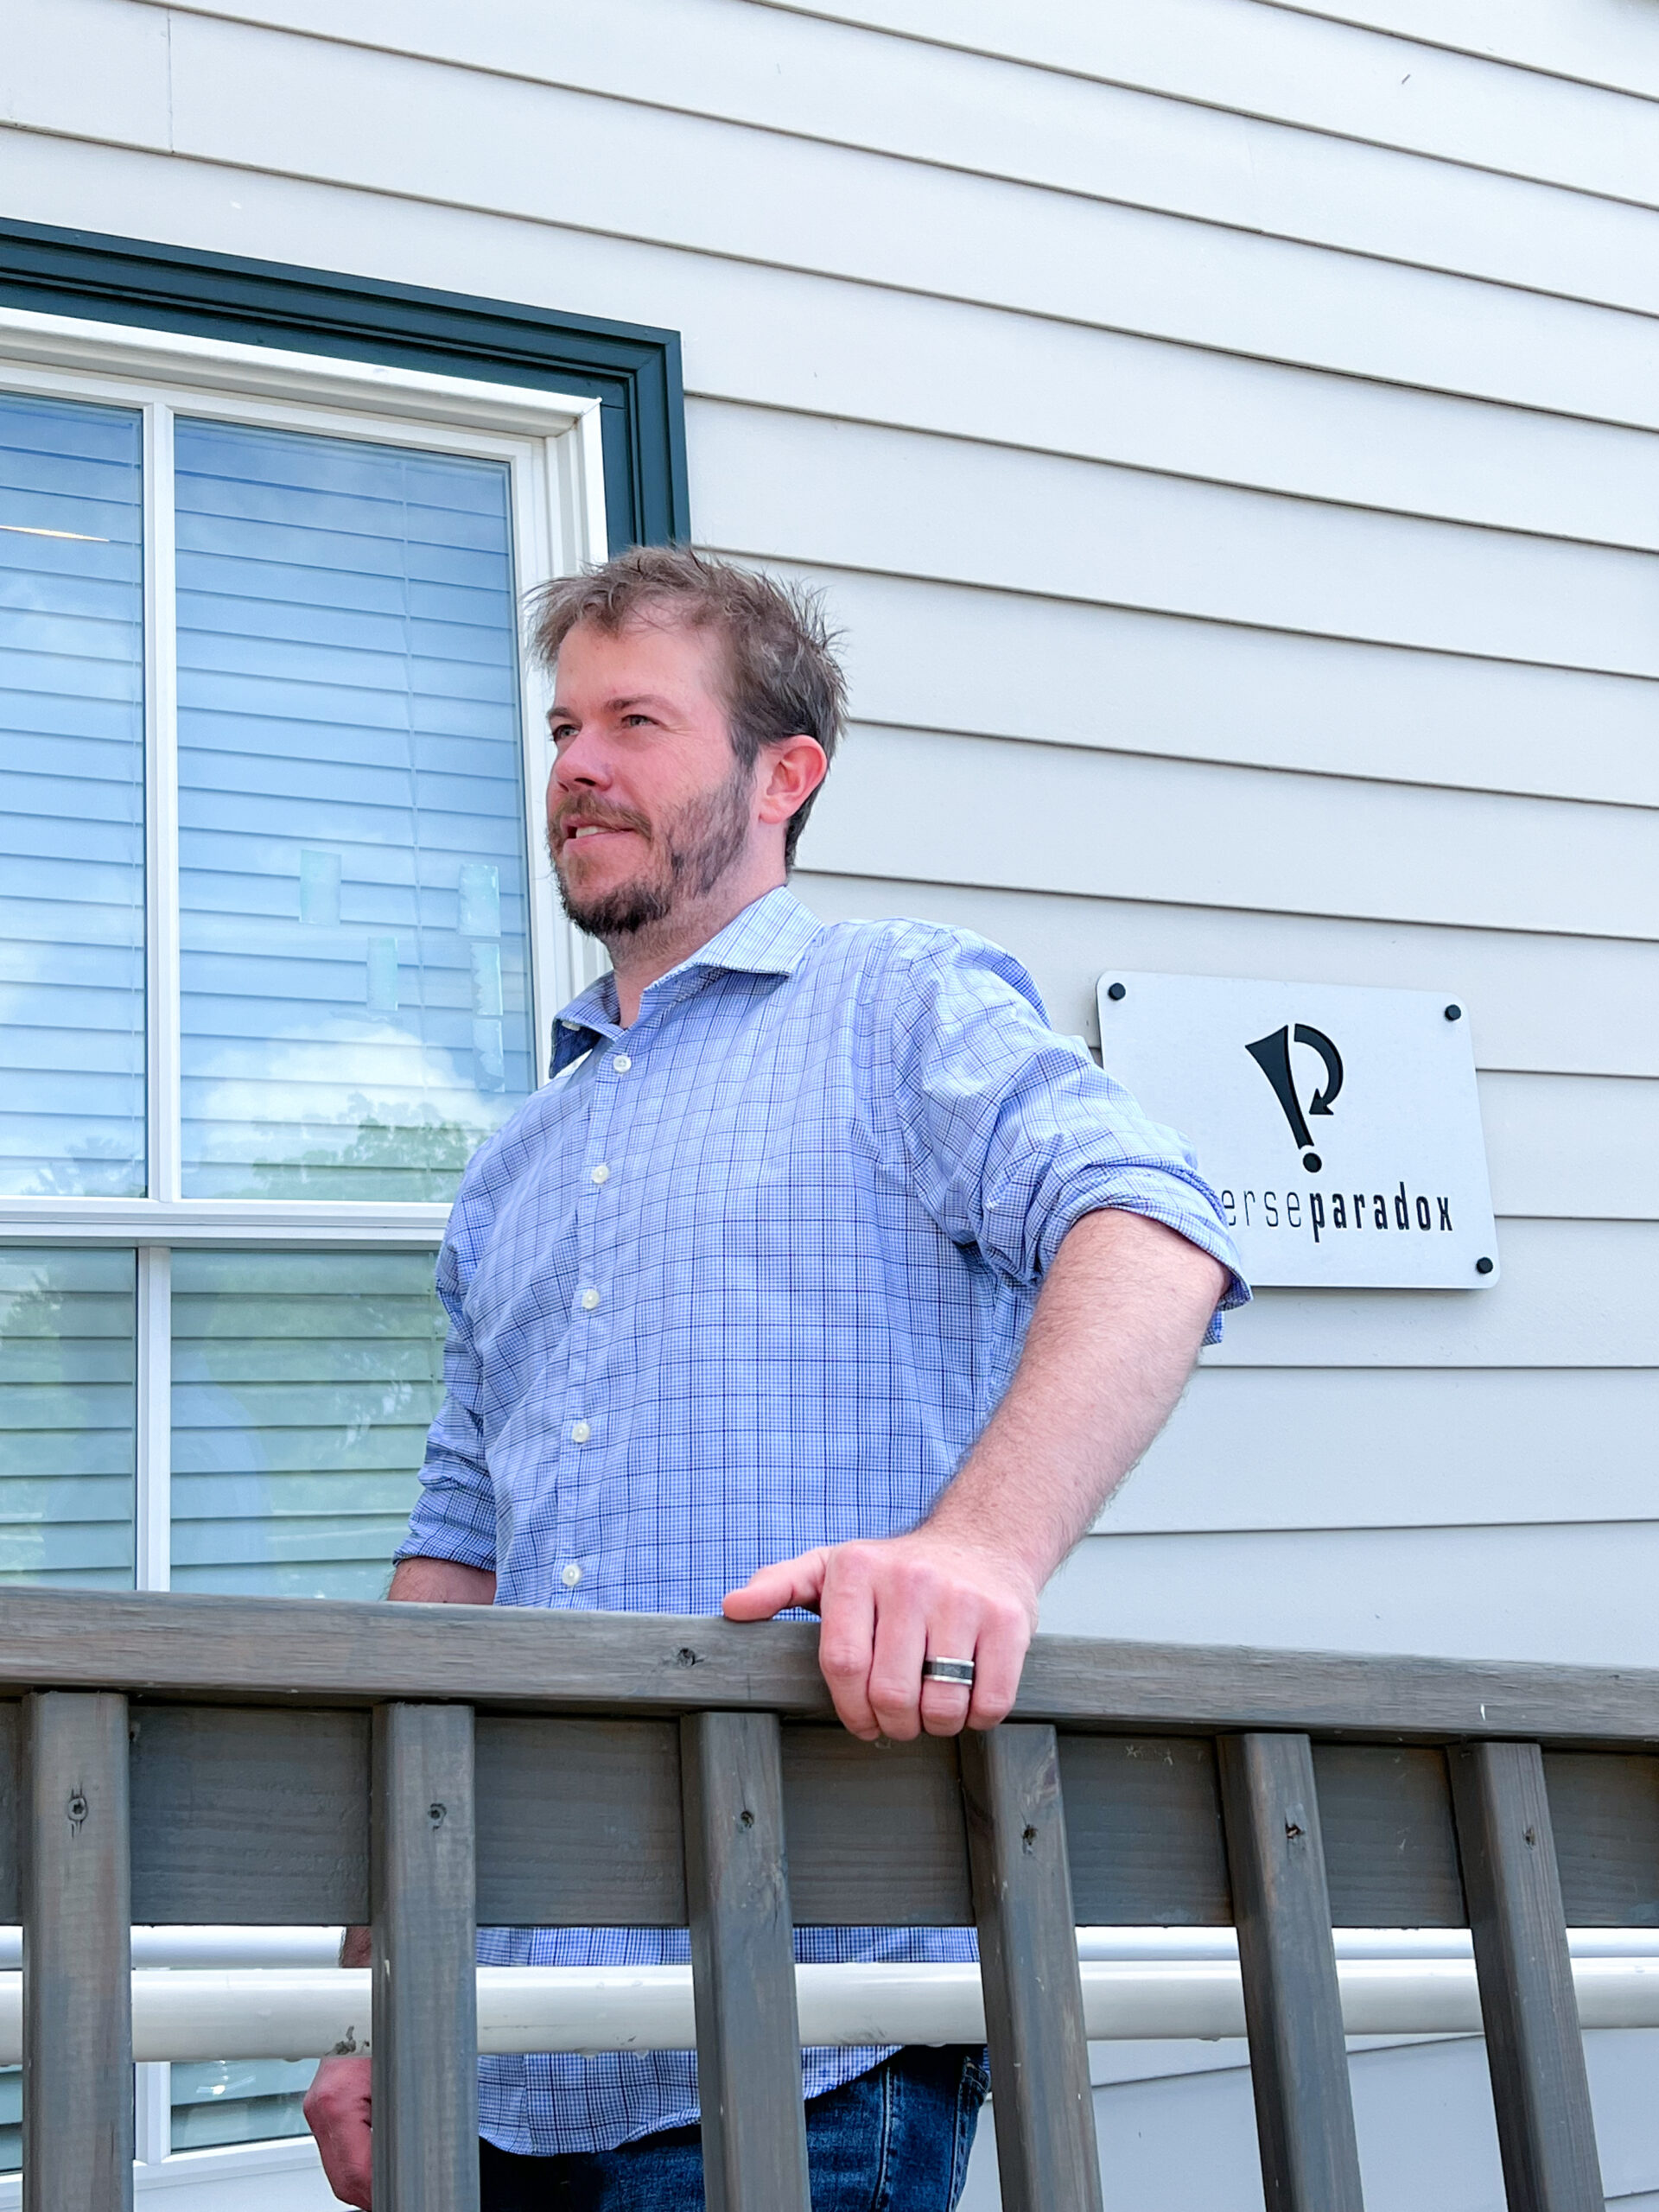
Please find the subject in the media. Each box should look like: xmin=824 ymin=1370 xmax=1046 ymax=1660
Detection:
xmin=925 ymin=1206 xmax=1225 ymax=1585
xmin=387 ymin=1554 xmax=496 ymax=1605
xmin=337 ymin=1554 xmax=497 ymax=1967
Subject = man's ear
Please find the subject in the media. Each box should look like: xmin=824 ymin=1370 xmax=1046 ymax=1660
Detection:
xmin=755 ymin=735 xmax=828 ymax=826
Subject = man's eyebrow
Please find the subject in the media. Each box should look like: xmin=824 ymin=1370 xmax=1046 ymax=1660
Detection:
xmin=547 ymin=693 xmax=675 ymax=721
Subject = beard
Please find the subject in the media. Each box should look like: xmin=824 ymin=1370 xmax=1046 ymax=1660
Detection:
xmin=550 ymin=760 xmax=753 ymax=942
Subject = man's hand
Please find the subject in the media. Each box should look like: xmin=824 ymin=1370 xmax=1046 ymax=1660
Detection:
xmin=722 ymin=1530 xmax=1038 ymax=1740
xmin=303 ymin=2053 xmax=373 ymax=2208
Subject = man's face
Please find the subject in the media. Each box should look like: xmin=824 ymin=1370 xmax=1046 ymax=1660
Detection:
xmin=545 ymin=616 xmax=755 ymax=939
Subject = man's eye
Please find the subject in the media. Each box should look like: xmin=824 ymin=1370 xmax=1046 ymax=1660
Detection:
xmin=549 ymin=723 xmax=575 ymax=746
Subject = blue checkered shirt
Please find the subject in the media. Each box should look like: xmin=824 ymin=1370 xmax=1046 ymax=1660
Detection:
xmin=400 ymin=887 xmax=1245 ymax=2156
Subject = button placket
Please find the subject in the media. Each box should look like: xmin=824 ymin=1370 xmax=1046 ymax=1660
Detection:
xmin=556 ymin=1034 xmax=625 ymax=1588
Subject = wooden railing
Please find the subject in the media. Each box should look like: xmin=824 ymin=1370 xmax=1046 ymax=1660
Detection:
xmin=1 ymin=1587 xmax=1654 ymax=2212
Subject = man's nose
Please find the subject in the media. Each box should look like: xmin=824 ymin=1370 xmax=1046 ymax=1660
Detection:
xmin=550 ymin=728 xmax=611 ymax=790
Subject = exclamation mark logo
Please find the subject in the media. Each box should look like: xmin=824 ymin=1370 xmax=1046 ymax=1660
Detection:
xmin=1246 ymin=1024 xmax=1344 ymax=1174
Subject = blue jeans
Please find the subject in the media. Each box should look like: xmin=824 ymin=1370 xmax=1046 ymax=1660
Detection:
xmin=477 ymin=2045 xmax=990 ymax=2209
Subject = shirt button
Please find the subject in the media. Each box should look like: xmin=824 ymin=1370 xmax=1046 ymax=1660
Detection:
xmin=561 ymin=1562 xmax=582 ymax=1589
xmin=569 ymin=1420 xmax=591 ymax=1444
xmin=591 ymin=1163 xmax=610 ymax=1185
xmin=613 ymin=1054 xmax=632 ymax=1072
xmin=580 ymin=1287 xmax=601 ymax=1311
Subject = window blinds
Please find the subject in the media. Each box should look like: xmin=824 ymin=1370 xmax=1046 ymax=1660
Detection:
xmin=174 ymin=417 xmax=535 ymax=1200
xmin=0 ymin=392 xmax=145 ymax=1198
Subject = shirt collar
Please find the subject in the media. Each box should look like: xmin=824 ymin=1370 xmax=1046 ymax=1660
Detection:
xmin=550 ymin=887 xmax=820 ymax=1071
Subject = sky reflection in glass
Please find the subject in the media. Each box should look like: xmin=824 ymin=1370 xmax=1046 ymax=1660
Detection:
xmin=0 ymin=392 xmax=146 ymax=1197
xmin=175 ymin=418 xmax=534 ymax=1200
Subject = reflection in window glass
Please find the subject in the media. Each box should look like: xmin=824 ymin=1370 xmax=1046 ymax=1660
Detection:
xmin=0 ymin=393 xmax=145 ymax=1196
xmin=170 ymin=1249 xmax=445 ymax=1597
xmin=0 ymin=1248 xmax=135 ymax=1587
xmin=175 ymin=418 xmax=534 ymax=1200
xmin=171 ymin=2057 xmax=318 ymax=2152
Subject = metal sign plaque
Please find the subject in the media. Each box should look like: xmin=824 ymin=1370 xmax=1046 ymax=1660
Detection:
xmin=1096 ymin=971 xmax=1499 ymax=1289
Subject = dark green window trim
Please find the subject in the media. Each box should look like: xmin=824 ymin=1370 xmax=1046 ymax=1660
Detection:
xmin=0 ymin=217 xmax=689 ymax=551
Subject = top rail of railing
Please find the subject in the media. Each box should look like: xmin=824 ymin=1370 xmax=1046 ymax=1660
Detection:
xmin=0 ymin=1585 xmax=1654 ymax=1747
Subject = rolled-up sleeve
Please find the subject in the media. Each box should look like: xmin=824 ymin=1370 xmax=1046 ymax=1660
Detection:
xmin=884 ymin=931 xmax=1249 ymax=1339
xmin=396 ymin=1229 xmax=499 ymax=1570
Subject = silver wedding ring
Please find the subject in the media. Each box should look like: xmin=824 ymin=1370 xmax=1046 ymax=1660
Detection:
xmin=921 ymin=1656 xmax=976 ymax=1687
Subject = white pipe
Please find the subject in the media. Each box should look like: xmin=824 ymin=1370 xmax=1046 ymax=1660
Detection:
xmin=1 ymin=1926 xmax=1654 ymax=1973
xmin=0 ymin=1955 xmax=1657 ymax=2064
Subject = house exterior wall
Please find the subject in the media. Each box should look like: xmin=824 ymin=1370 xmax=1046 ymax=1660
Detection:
xmin=3 ymin=3 xmax=1656 ymax=2205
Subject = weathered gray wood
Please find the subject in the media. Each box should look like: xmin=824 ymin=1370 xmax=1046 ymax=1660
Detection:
xmin=680 ymin=1712 xmax=810 ymax=2212
xmin=372 ymin=1703 xmax=479 ymax=2212
xmin=961 ymin=1724 xmax=1103 ymax=2212
xmin=475 ymin=1715 xmax=685 ymax=1925
xmin=3 ymin=1586 xmax=1659 ymax=1744
xmin=20 ymin=1688 xmax=1656 ymax=1939
xmin=1217 ymin=1733 xmax=1364 ymax=2212
xmin=1060 ymin=1732 xmax=1232 ymax=1925
xmin=1545 ymin=1751 xmax=1659 ymax=1927
xmin=23 ymin=1690 xmax=133 ymax=2212
xmin=782 ymin=1727 xmax=970 ymax=1924
xmin=1449 ymin=1741 xmax=1604 ymax=2212
xmin=1315 ymin=1745 xmax=1465 ymax=1928
xmin=130 ymin=1705 xmax=368 ymax=1923
xmin=107 ymin=1703 xmax=1659 ymax=1930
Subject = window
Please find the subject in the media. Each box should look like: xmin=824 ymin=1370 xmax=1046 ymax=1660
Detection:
xmin=0 ymin=307 xmax=617 ymax=1611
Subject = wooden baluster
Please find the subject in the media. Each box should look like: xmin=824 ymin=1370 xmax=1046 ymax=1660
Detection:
xmin=680 ymin=1711 xmax=811 ymax=2212
xmin=1449 ymin=1741 xmax=1603 ymax=2212
xmin=960 ymin=1724 xmax=1103 ymax=2212
xmin=1217 ymin=1732 xmax=1364 ymax=2212
xmin=23 ymin=1689 xmax=133 ymax=2212
xmin=372 ymin=1702 xmax=479 ymax=2212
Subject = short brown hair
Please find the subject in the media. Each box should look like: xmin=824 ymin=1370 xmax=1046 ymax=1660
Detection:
xmin=527 ymin=545 xmax=847 ymax=867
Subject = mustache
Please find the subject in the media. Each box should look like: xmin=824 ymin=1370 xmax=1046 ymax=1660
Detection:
xmin=550 ymin=798 xmax=652 ymax=847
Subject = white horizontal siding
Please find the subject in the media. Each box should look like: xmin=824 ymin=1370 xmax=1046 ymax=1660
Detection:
xmin=795 ymin=871 xmax=1659 ymax=1082
xmin=1207 ymin=1221 xmax=1655 ymax=1368
xmin=1043 ymin=1521 xmax=1659 ymax=1666
xmin=1279 ymin=0 xmax=1659 ymax=97
xmin=692 ymin=403 xmax=1659 ymax=676
xmin=776 ymin=565 xmax=1659 ymax=810
xmin=798 ymin=725 xmax=1659 ymax=944
xmin=1106 ymin=1368 xmax=1659 ymax=1530
xmin=15 ymin=2 xmax=1659 ymax=433
xmin=1481 ymin=1071 xmax=1659 ymax=1220
xmin=82 ymin=0 xmax=1659 ymax=317
xmin=766 ymin=0 xmax=1659 ymax=196
xmin=138 ymin=0 xmax=1659 ymax=325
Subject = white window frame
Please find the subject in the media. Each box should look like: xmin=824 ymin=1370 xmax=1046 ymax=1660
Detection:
xmin=0 ymin=303 xmax=616 ymax=2189
xmin=0 ymin=299 xmax=614 ymax=1570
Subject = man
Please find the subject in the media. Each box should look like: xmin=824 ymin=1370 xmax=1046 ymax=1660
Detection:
xmin=306 ymin=545 xmax=1245 ymax=2208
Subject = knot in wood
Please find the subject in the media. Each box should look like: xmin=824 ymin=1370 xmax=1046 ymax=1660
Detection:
xmin=428 ymin=1801 xmax=447 ymax=1827
xmin=65 ymin=1792 xmax=88 ymax=1833
xmin=674 ymin=1647 xmax=697 ymax=1669
xmin=739 ymin=1808 xmax=755 ymax=1830
xmin=1021 ymin=1824 xmax=1038 ymax=1854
